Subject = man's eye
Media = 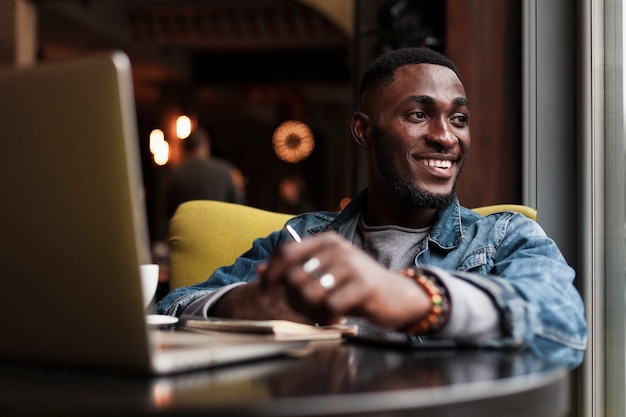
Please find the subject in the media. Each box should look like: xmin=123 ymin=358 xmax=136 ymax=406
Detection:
xmin=411 ymin=111 xmax=426 ymax=119
xmin=452 ymin=115 xmax=468 ymax=125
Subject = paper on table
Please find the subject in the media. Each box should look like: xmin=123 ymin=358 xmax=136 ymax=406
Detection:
xmin=182 ymin=318 xmax=358 ymax=341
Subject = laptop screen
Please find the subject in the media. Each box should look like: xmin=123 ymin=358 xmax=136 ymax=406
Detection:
xmin=0 ymin=51 xmax=154 ymax=370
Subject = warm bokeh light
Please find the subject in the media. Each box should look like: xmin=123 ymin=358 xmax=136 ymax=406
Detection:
xmin=153 ymin=140 xmax=169 ymax=166
xmin=149 ymin=128 xmax=169 ymax=165
xmin=176 ymin=115 xmax=192 ymax=139
xmin=149 ymin=129 xmax=165 ymax=154
xmin=272 ymin=120 xmax=314 ymax=163
xmin=339 ymin=197 xmax=352 ymax=210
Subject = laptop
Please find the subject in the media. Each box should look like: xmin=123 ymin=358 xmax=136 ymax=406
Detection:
xmin=0 ymin=51 xmax=304 ymax=374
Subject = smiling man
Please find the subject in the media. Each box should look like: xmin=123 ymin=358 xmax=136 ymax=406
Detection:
xmin=157 ymin=47 xmax=587 ymax=366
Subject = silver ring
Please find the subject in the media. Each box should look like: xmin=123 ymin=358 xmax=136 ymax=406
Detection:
xmin=302 ymin=257 xmax=322 ymax=276
xmin=318 ymin=273 xmax=336 ymax=291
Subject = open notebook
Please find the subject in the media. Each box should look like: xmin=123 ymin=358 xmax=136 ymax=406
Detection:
xmin=0 ymin=51 xmax=304 ymax=374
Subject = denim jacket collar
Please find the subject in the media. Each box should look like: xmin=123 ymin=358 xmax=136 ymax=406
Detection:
xmin=320 ymin=188 xmax=464 ymax=252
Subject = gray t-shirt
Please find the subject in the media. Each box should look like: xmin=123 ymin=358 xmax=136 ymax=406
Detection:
xmin=353 ymin=214 xmax=501 ymax=343
xmin=354 ymin=215 xmax=429 ymax=272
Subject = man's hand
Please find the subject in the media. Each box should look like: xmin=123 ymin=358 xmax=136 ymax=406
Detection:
xmin=259 ymin=232 xmax=432 ymax=329
xmin=210 ymin=278 xmax=311 ymax=323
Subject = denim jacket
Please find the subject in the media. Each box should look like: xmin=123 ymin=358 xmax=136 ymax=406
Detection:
xmin=157 ymin=189 xmax=587 ymax=366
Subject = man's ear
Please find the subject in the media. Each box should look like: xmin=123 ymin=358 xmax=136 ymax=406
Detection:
xmin=351 ymin=111 xmax=372 ymax=149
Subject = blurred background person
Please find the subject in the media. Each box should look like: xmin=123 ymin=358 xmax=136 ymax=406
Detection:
xmin=153 ymin=126 xmax=246 ymax=299
xmin=276 ymin=174 xmax=315 ymax=214
xmin=163 ymin=126 xmax=245 ymax=218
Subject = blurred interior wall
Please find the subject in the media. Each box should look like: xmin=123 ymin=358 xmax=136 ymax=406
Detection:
xmin=0 ymin=0 xmax=37 ymax=67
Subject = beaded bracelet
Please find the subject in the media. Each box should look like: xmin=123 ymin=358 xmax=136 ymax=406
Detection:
xmin=398 ymin=268 xmax=451 ymax=335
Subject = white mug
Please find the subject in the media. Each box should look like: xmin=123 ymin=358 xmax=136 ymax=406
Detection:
xmin=140 ymin=264 xmax=159 ymax=308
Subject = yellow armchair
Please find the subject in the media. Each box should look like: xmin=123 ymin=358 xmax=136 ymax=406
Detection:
xmin=168 ymin=201 xmax=293 ymax=289
xmin=472 ymin=204 xmax=537 ymax=221
xmin=168 ymin=201 xmax=536 ymax=290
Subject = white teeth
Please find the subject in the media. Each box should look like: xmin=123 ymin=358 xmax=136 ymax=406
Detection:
xmin=422 ymin=159 xmax=452 ymax=168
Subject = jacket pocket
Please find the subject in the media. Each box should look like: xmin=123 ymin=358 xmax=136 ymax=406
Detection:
xmin=459 ymin=247 xmax=495 ymax=274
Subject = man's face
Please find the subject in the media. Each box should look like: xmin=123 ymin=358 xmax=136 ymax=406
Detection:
xmin=368 ymin=64 xmax=470 ymax=209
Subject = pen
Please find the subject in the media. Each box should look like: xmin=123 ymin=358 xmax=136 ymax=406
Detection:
xmin=285 ymin=224 xmax=302 ymax=243
xmin=285 ymin=225 xmax=339 ymax=296
xmin=286 ymin=225 xmax=322 ymax=276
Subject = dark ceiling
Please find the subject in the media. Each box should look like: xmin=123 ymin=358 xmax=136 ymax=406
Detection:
xmin=33 ymin=0 xmax=356 ymax=216
xmin=36 ymin=0 xmax=352 ymax=87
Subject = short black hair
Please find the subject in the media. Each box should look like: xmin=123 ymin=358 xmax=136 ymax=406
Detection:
xmin=358 ymin=47 xmax=461 ymax=105
xmin=182 ymin=127 xmax=210 ymax=153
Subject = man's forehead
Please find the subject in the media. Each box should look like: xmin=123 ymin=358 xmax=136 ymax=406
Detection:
xmin=396 ymin=63 xmax=462 ymax=83
xmin=360 ymin=63 xmax=466 ymax=111
xmin=392 ymin=64 xmax=467 ymax=100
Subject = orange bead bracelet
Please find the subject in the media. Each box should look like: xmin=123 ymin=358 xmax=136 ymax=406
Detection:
xmin=399 ymin=268 xmax=450 ymax=335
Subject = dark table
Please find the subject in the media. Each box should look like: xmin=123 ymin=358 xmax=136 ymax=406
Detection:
xmin=0 ymin=340 xmax=570 ymax=417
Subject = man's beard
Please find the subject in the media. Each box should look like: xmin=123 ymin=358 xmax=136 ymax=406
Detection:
xmin=372 ymin=124 xmax=460 ymax=210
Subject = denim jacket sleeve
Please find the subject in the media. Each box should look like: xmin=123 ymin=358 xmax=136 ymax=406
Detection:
xmin=155 ymin=228 xmax=284 ymax=316
xmin=155 ymin=211 xmax=337 ymax=317
xmin=433 ymin=210 xmax=587 ymax=364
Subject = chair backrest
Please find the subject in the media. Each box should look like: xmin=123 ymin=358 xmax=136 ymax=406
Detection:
xmin=168 ymin=201 xmax=536 ymax=289
xmin=168 ymin=200 xmax=293 ymax=289
xmin=472 ymin=204 xmax=537 ymax=221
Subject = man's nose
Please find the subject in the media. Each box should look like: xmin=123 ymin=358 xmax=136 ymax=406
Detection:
xmin=425 ymin=118 xmax=457 ymax=149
